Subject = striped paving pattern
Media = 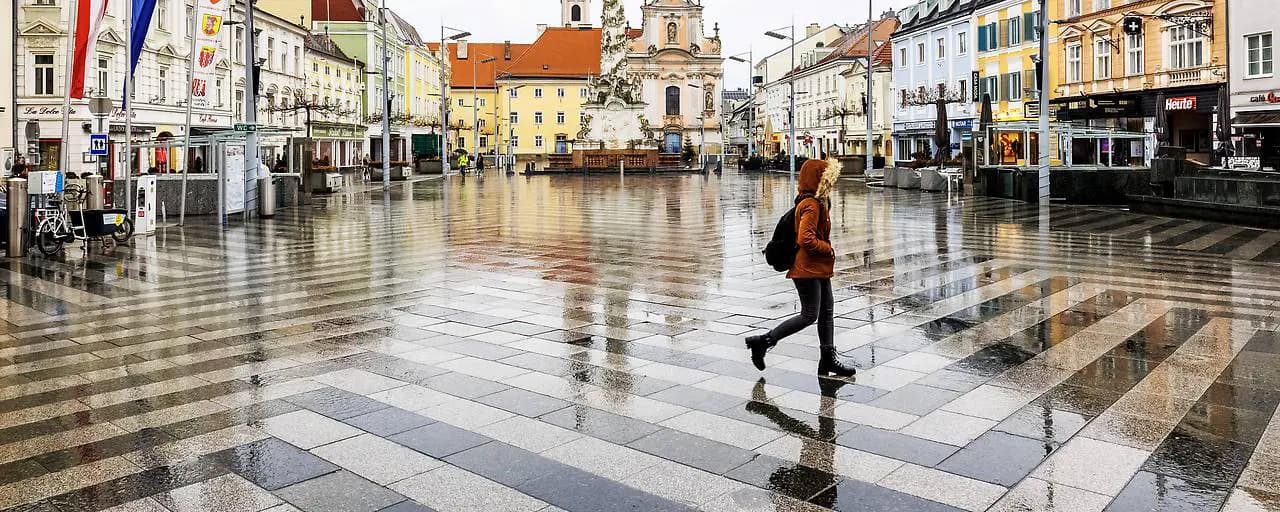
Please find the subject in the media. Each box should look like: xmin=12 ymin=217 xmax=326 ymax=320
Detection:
xmin=0 ymin=172 xmax=1279 ymax=512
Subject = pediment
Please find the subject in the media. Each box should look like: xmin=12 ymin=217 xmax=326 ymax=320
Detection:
xmin=1059 ymin=25 xmax=1084 ymax=40
xmin=20 ymin=20 xmax=63 ymax=36
xmin=216 ymin=58 xmax=231 ymax=70
xmin=1086 ymin=19 xmax=1114 ymax=35
xmin=98 ymin=28 xmax=125 ymax=46
xmin=1155 ymin=0 xmax=1210 ymax=15
xmin=156 ymin=44 xmax=180 ymax=58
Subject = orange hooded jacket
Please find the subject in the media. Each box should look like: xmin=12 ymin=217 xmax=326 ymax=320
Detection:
xmin=788 ymin=158 xmax=841 ymax=279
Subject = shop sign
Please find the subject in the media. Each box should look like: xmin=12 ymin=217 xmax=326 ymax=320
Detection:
xmin=1225 ymin=156 xmax=1261 ymax=171
xmin=899 ymin=121 xmax=935 ymax=131
xmin=951 ymin=119 xmax=973 ymax=130
xmin=1165 ymin=96 xmax=1197 ymax=111
xmin=1248 ymin=91 xmax=1280 ymax=104
xmin=1024 ymin=101 xmax=1040 ymax=118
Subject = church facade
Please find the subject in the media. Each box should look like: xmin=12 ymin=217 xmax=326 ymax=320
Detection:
xmin=626 ymin=0 xmax=724 ymax=155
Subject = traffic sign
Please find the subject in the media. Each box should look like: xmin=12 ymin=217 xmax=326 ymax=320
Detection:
xmin=234 ymin=123 xmax=257 ymax=132
xmin=89 ymin=134 xmax=108 ymax=156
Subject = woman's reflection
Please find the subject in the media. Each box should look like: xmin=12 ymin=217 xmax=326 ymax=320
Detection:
xmin=746 ymin=377 xmax=847 ymax=507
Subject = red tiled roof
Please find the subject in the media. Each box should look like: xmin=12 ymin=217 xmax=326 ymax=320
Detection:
xmin=312 ymin=0 xmax=366 ymax=22
xmin=779 ymin=17 xmax=900 ymax=80
xmin=501 ymin=27 xmax=601 ymax=79
xmin=443 ymin=42 xmax=532 ymax=89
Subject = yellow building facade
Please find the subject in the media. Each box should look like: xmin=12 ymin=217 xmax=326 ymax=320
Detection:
xmin=974 ymin=0 xmax=1046 ymax=123
xmin=498 ymin=80 xmax=591 ymax=160
xmin=304 ymin=34 xmax=367 ymax=167
xmin=1051 ymin=0 xmax=1227 ymax=165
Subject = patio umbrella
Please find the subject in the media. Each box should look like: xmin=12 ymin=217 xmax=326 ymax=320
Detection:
xmin=1216 ymin=85 xmax=1232 ymax=162
xmin=935 ymin=97 xmax=951 ymax=165
xmin=1154 ymin=92 xmax=1168 ymax=149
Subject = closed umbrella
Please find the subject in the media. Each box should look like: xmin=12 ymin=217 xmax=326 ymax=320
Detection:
xmin=935 ymin=97 xmax=951 ymax=165
xmin=979 ymin=94 xmax=994 ymax=165
xmin=1154 ymin=92 xmax=1168 ymax=149
xmin=1216 ymin=85 xmax=1232 ymax=163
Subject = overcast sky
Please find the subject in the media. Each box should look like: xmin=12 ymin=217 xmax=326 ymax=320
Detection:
xmin=386 ymin=0 xmax=919 ymax=89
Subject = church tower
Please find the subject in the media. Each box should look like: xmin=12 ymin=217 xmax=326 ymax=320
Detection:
xmin=561 ymin=0 xmax=591 ymax=28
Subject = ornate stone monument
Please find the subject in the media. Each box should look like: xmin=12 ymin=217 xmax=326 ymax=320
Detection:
xmin=577 ymin=0 xmax=652 ymax=151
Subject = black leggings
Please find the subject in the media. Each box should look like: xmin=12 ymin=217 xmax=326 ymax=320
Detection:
xmin=768 ymin=278 xmax=834 ymax=347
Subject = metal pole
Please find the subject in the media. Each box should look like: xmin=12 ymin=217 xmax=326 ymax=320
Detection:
xmin=472 ymin=52 xmax=478 ymax=171
xmin=244 ymin=0 xmax=259 ymax=216
xmin=180 ymin=1 xmax=198 ymax=226
xmin=380 ymin=1 xmax=390 ymax=189
xmin=1037 ymin=0 xmax=1050 ymax=202
xmin=60 ymin=0 xmax=80 ymax=174
xmin=747 ymin=50 xmax=754 ymax=158
xmin=866 ymin=0 xmax=875 ymax=174
xmin=440 ymin=24 xmax=450 ymax=175
xmin=124 ymin=0 xmax=133 ymax=212
xmin=788 ymin=23 xmax=796 ymax=182
xmin=7 ymin=178 xmax=27 ymax=257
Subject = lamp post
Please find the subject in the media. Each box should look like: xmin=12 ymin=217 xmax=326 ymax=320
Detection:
xmin=379 ymin=0 xmax=391 ymax=189
xmin=440 ymin=25 xmax=471 ymax=175
xmin=765 ymin=25 xmax=796 ymax=181
xmin=1036 ymin=0 xmax=1050 ymax=202
xmin=473 ymin=53 xmax=496 ymax=171
xmin=865 ymin=0 xmax=876 ymax=176
xmin=686 ymin=83 xmax=706 ymax=166
xmin=505 ymin=84 xmax=524 ymax=173
xmin=729 ymin=51 xmax=754 ymax=158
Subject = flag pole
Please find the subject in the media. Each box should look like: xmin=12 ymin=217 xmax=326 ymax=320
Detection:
xmin=124 ymin=0 xmax=133 ymax=213
xmin=60 ymin=0 xmax=81 ymax=175
xmin=179 ymin=0 xmax=198 ymax=226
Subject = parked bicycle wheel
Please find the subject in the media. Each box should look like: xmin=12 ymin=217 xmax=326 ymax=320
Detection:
xmin=35 ymin=219 xmax=64 ymax=256
xmin=112 ymin=218 xmax=134 ymax=244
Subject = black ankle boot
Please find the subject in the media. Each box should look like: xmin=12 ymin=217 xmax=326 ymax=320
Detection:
xmin=745 ymin=334 xmax=775 ymax=371
xmin=818 ymin=347 xmax=857 ymax=377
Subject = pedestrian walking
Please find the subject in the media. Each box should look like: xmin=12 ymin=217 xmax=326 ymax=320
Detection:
xmin=458 ymin=152 xmax=470 ymax=175
xmin=747 ymin=155 xmax=857 ymax=377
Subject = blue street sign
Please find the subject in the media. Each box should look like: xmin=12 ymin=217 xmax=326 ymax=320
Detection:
xmin=89 ymin=134 xmax=108 ymax=156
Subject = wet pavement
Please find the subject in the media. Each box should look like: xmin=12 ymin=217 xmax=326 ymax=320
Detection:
xmin=1 ymin=169 xmax=1280 ymax=511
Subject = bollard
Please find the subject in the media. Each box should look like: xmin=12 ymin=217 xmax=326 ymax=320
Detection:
xmin=259 ymin=175 xmax=276 ymax=218
xmin=7 ymin=178 xmax=27 ymax=258
xmin=85 ymin=174 xmax=104 ymax=210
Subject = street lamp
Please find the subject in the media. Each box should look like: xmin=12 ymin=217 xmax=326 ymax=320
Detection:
xmin=505 ymin=84 xmax=524 ymax=173
xmin=729 ymin=51 xmax=754 ymax=158
xmin=440 ymin=25 xmax=471 ymax=175
xmin=473 ymin=53 xmax=496 ymax=172
xmin=686 ymin=84 xmax=706 ymax=167
xmin=765 ymin=25 xmax=797 ymax=181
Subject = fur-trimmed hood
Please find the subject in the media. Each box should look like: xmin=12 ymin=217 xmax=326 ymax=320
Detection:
xmin=797 ymin=158 xmax=842 ymax=200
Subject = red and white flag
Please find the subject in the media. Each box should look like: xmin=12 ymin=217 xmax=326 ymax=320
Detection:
xmin=70 ymin=0 xmax=110 ymax=99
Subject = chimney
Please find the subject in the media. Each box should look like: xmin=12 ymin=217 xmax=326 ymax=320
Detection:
xmin=504 ymin=41 xmax=512 ymax=60
xmin=537 ymin=24 xmax=548 ymax=35
xmin=882 ymin=9 xmax=896 ymax=20
xmin=805 ymin=23 xmax=821 ymax=39
xmin=457 ymin=40 xmax=468 ymax=59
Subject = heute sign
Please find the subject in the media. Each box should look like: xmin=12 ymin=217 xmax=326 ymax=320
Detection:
xmin=190 ymin=0 xmax=227 ymax=108
xmin=1165 ymin=96 xmax=1197 ymax=111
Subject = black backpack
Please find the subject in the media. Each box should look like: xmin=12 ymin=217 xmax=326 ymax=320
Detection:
xmin=764 ymin=203 xmax=803 ymax=272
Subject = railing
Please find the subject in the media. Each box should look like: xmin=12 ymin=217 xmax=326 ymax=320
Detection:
xmin=1168 ymin=68 xmax=1204 ymax=85
xmin=1152 ymin=66 xmax=1224 ymax=88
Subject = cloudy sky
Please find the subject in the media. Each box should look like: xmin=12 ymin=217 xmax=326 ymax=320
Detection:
xmin=385 ymin=0 xmax=920 ymax=88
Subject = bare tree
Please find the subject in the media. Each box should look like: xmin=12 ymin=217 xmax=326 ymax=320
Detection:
xmin=268 ymin=90 xmax=358 ymax=142
xmin=822 ymin=102 xmax=860 ymax=156
xmin=900 ymin=83 xmax=968 ymax=166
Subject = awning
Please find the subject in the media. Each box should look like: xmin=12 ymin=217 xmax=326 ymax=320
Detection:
xmin=1233 ymin=110 xmax=1280 ymax=128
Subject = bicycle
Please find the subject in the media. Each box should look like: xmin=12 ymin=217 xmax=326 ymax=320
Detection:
xmin=30 ymin=184 xmax=133 ymax=256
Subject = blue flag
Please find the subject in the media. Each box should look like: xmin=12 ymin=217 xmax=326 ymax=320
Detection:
xmin=125 ymin=0 xmax=157 ymax=105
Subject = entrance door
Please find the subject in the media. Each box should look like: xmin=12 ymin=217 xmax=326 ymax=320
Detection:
xmin=664 ymin=133 xmax=682 ymax=154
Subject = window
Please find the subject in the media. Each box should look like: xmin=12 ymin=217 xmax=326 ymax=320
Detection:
xmin=1126 ymin=32 xmax=1144 ymax=75
xmin=1169 ymin=25 xmax=1204 ymax=69
xmin=480 ymin=136 xmax=488 ymax=148
xmin=665 ymin=85 xmax=680 ymax=115
xmin=1247 ymin=32 xmax=1274 ymax=77
xmin=1067 ymin=43 xmax=1082 ymax=82
xmin=511 ymin=135 xmax=519 ymax=148
xmin=978 ymin=23 xmax=997 ymax=51
xmin=535 ymin=135 xmax=544 ymax=148
xmin=937 ymin=38 xmax=946 ymax=60
xmin=899 ymin=48 xmax=907 ymax=67
xmin=1094 ymin=0 xmax=1110 ymax=10
xmin=957 ymin=32 xmax=968 ymax=55
xmin=215 ymin=78 xmax=223 ymax=105
xmin=313 ymin=62 xmax=319 ymax=73
xmin=1007 ymin=72 xmax=1022 ymax=101
xmin=457 ymin=136 xmax=465 ymax=148
xmin=571 ymin=4 xmax=582 ymax=22
xmin=158 ymin=67 xmax=168 ymax=101
xmin=294 ymin=47 xmax=301 ymax=74
xmin=33 ymin=0 xmax=55 ymax=4
xmin=478 ymin=119 xmax=486 ymax=128
xmin=510 ymin=112 xmax=518 ymax=124
xmin=534 ymin=88 xmax=543 ymax=98
xmin=1008 ymin=17 xmax=1021 ymax=46
xmin=185 ymin=6 xmax=192 ymax=37
xmin=580 ymin=87 xmax=587 ymax=97
xmin=458 ymin=98 xmax=464 ymax=106
xmin=97 ymin=58 xmax=109 ymax=96
xmin=916 ymin=42 xmax=925 ymax=63
xmin=324 ymin=65 xmax=330 ymax=75
xmin=979 ymin=75 xmax=999 ymax=101
xmin=235 ymin=27 xmax=244 ymax=59
xmin=478 ymin=98 xmax=486 ymax=107
xmin=157 ymin=0 xmax=167 ymax=30
xmin=34 ymin=54 xmax=54 ymax=95
xmin=1068 ymin=0 xmax=1081 ymax=16
xmin=235 ymin=90 xmax=244 ymax=119
xmin=958 ymin=79 xmax=968 ymax=100
xmin=510 ymin=88 xmax=518 ymax=98
xmin=557 ymin=87 xmax=565 ymax=97
xmin=534 ymin=111 xmax=543 ymax=124
xmin=556 ymin=111 xmax=565 ymax=124
xmin=1094 ymin=38 xmax=1112 ymax=79
xmin=1026 ymin=12 xmax=1040 ymax=42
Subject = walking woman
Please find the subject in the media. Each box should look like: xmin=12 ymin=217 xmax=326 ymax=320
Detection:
xmin=746 ymin=156 xmax=857 ymax=377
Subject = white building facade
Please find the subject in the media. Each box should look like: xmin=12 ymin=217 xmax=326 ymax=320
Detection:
xmin=628 ymin=0 xmax=724 ymax=155
xmin=890 ymin=0 xmax=978 ymax=164
xmin=2 ymin=0 xmax=15 ymax=166
xmin=755 ymin=23 xmax=848 ymax=156
xmin=1228 ymin=0 xmax=1279 ymax=170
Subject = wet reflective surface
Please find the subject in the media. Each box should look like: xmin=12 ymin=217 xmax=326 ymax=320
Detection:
xmin=2 ymin=170 xmax=1280 ymax=511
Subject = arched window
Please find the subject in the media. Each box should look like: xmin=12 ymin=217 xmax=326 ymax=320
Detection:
xmin=665 ymin=86 xmax=681 ymax=115
xmin=571 ymin=4 xmax=582 ymax=22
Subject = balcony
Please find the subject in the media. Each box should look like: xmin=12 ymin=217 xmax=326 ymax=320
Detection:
xmin=1153 ymin=66 xmax=1225 ymax=88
